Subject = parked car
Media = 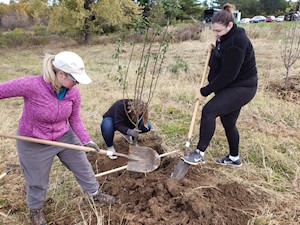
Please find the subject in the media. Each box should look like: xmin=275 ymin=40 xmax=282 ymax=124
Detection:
xmin=240 ymin=18 xmax=251 ymax=24
xmin=275 ymin=15 xmax=285 ymax=22
xmin=284 ymin=11 xmax=300 ymax=21
xmin=250 ymin=16 xmax=266 ymax=23
xmin=266 ymin=15 xmax=276 ymax=22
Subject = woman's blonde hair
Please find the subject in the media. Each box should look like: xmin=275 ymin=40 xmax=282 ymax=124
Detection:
xmin=43 ymin=53 xmax=60 ymax=92
xmin=211 ymin=3 xmax=235 ymax=26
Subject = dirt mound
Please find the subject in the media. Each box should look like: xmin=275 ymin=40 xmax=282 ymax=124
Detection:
xmin=85 ymin=132 xmax=265 ymax=225
xmin=0 ymin=132 xmax=266 ymax=224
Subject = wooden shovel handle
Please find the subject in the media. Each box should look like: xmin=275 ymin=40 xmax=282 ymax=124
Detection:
xmin=187 ymin=44 xmax=214 ymax=139
xmin=0 ymin=133 xmax=129 ymax=158
xmin=0 ymin=172 xmax=8 ymax=180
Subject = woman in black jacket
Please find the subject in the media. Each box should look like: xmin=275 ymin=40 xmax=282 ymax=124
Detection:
xmin=182 ymin=3 xmax=258 ymax=166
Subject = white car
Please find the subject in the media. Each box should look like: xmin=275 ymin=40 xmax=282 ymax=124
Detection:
xmin=250 ymin=16 xmax=266 ymax=23
xmin=275 ymin=15 xmax=284 ymax=22
xmin=240 ymin=18 xmax=251 ymax=24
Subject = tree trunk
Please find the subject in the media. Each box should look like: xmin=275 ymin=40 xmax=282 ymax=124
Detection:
xmin=84 ymin=23 xmax=91 ymax=44
xmin=83 ymin=0 xmax=94 ymax=44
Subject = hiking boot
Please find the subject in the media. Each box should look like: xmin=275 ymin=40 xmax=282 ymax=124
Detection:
xmin=93 ymin=191 xmax=116 ymax=205
xmin=121 ymin=134 xmax=133 ymax=145
xmin=181 ymin=149 xmax=205 ymax=165
xmin=215 ymin=155 xmax=242 ymax=167
xmin=30 ymin=208 xmax=47 ymax=225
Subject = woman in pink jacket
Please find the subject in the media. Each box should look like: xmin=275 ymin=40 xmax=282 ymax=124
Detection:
xmin=0 ymin=51 xmax=115 ymax=225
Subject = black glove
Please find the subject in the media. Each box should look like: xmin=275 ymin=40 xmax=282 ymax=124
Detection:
xmin=200 ymin=87 xmax=210 ymax=97
xmin=126 ymin=128 xmax=140 ymax=138
xmin=84 ymin=141 xmax=100 ymax=152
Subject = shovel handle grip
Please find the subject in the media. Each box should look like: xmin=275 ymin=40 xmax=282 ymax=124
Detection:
xmin=0 ymin=133 xmax=129 ymax=158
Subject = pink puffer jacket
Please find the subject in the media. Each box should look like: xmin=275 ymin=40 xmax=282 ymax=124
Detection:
xmin=0 ymin=75 xmax=91 ymax=144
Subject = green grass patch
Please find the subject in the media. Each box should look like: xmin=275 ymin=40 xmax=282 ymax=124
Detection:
xmin=0 ymin=198 xmax=7 ymax=207
xmin=155 ymin=106 xmax=191 ymax=139
xmin=169 ymin=57 xmax=189 ymax=74
xmin=0 ymin=28 xmax=50 ymax=48
xmin=161 ymin=120 xmax=188 ymax=136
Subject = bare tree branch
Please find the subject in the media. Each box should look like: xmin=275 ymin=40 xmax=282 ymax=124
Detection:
xmin=280 ymin=22 xmax=300 ymax=89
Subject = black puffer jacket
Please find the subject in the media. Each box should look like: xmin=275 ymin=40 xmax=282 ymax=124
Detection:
xmin=201 ymin=24 xmax=258 ymax=96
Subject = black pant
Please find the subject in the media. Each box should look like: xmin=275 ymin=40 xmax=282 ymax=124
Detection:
xmin=197 ymin=86 xmax=257 ymax=156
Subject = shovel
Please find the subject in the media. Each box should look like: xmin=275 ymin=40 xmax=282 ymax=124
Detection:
xmin=95 ymin=150 xmax=180 ymax=177
xmin=171 ymin=44 xmax=214 ymax=180
xmin=0 ymin=133 xmax=161 ymax=173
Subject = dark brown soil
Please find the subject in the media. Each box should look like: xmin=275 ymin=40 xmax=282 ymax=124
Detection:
xmin=82 ymin=132 xmax=266 ymax=225
xmin=0 ymin=132 xmax=266 ymax=225
xmin=266 ymin=76 xmax=300 ymax=103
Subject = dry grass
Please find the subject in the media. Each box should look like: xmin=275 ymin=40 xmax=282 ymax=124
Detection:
xmin=0 ymin=23 xmax=300 ymax=224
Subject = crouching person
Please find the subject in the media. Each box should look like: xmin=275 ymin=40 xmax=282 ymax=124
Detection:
xmin=100 ymin=99 xmax=152 ymax=159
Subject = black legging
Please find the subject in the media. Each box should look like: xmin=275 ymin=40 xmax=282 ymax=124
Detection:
xmin=197 ymin=86 xmax=257 ymax=156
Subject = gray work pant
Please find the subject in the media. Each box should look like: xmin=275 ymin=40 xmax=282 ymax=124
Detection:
xmin=16 ymin=129 xmax=99 ymax=209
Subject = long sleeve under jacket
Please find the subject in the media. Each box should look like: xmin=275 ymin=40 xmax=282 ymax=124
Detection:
xmin=0 ymin=75 xmax=91 ymax=144
xmin=103 ymin=99 xmax=142 ymax=135
xmin=201 ymin=23 xmax=258 ymax=96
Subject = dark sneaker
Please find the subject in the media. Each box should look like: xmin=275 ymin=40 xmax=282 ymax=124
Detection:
xmin=93 ymin=191 xmax=116 ymax=205
xmin=181 ymin=149 xmax=205 ymax=165
xmin=215 ymin=155 xmax=242 ymax=167
xmin=30 ymin=209 xmax=47 ymax=225
xmin=121 ymin=134 xmax=133 ymax=144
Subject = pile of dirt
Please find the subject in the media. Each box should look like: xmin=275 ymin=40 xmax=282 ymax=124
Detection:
xmin=84 ymin=132 xmax=266 ymax=225
xmin=0 ymin=131 xmax=266 ymax=224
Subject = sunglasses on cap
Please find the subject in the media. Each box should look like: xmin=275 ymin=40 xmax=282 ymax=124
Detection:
xmin=64 ymin=72 xmax=78 ymax=83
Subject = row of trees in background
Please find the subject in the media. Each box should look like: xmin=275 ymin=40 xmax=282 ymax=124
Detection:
xmin=0 ymin=0 xmax=143 ymax=43
xmin=135 ymin=0 xmax=300 ymax=20
xmin=0 ymin=0 xmax=299 ymax=44
xmin=207 ymin=0 xmax=299 ymax=18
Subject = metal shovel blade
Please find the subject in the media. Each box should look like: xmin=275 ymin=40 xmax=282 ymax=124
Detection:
xmin=127 ymin=145 xmax=161 ymax=173
xmin=170 ymin=159 xmax=190 ymax=180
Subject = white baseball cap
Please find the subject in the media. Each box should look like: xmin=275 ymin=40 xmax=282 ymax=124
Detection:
xmin=52 ymin=51 xmax=92 ymax=84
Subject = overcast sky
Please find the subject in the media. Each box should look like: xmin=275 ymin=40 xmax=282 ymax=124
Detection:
xmin=0 ymin=0 xmax=9 ymax=4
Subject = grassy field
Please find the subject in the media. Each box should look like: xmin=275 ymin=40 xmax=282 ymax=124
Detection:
xmin=0 ymin=22 xmax=299 ymax=224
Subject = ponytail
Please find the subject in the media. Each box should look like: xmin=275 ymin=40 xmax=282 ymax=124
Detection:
xmin=43 ymin=53 xmax=60 ymax=92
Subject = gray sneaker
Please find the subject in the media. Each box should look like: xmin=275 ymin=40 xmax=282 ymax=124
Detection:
xmin=181 ymin=149 xmax=205 ymax=165
xmin=30 ymin=208 xmax=47 ymax=225
xmin=93 ymin=191 xmax=116 ymax=205
xmin=215 ymin=155 xmax=242 ymax=167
